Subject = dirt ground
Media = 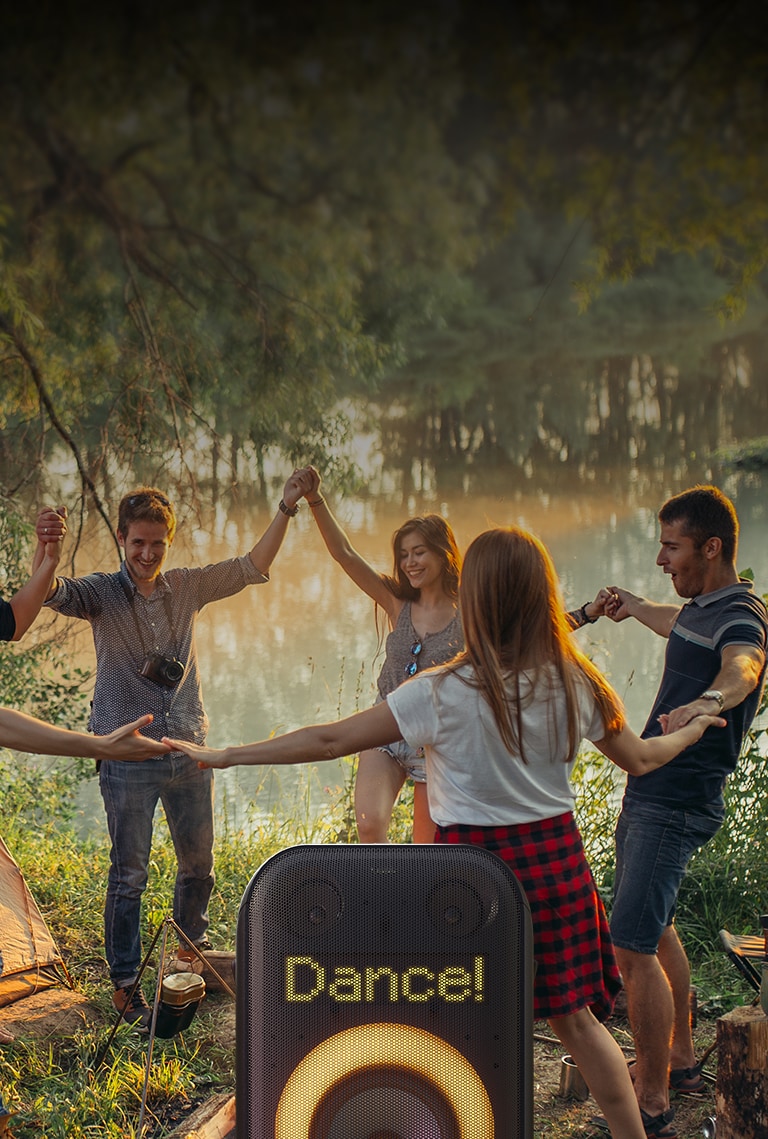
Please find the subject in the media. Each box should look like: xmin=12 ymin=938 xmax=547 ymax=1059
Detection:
xmin=530 ymin=1021 xmax=716 ymax=1139
xmin=0 ymin=988 xmax=719 ymax=1138
xmin=0 ymin=987 xmax=94 ymax=1040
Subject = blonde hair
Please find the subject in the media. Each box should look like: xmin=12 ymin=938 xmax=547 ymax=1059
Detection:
xmin=445 ymin=527 xmax=623 ymax=761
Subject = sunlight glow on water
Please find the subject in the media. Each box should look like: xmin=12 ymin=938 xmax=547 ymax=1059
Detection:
xmin=65 ymin=470 xmax=768 ymax=835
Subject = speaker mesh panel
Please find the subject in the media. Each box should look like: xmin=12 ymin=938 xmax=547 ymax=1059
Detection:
xmin=236 ymin=843 xmax=533 ymax=1139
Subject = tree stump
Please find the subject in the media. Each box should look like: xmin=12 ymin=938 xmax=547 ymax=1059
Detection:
xmin=715 ymin=1005 xmax=768 ymax=1138
xmin=199 ymin=951 xmax=236 ymax=996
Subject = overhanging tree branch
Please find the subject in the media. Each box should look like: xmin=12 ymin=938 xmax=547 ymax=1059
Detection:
xmin=0 ymin=313 xmax=121 ymax=560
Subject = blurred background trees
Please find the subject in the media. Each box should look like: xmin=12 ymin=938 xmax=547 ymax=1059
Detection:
xmin=1 ymin=0 xmax=767 ymax=514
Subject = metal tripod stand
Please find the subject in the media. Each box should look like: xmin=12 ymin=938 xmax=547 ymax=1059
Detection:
xmin=96 ymin=917 xmax=235 ymax=1135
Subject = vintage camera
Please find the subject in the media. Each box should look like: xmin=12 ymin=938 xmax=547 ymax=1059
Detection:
xmin=139 ymin=652 xmax=185 ymax=688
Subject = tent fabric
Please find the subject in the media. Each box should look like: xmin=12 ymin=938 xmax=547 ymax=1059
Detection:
xmin=0 ymin=835 xmax=66 ymax=1008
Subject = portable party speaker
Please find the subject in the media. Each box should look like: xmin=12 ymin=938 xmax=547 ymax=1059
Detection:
xmin=236 ymin=842 xmax=534 ymax=1139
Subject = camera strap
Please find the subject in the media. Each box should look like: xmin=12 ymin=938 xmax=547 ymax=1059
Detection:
xmin=118 ymin=571 xmax=181 ymax=661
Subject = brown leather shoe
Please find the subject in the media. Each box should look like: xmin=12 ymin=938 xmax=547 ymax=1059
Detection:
xmin=112 ymin=984 xmax=151 ymax=1031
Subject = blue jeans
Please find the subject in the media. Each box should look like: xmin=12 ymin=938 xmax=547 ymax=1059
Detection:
xmin=99 ymin=755 xmax=215 ymax=986
xmin=610 ymin=797 xmax=722 ymax=955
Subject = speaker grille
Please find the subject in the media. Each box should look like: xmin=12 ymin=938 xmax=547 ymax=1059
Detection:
xmin=237 ymin=844 xmax=533 ymax=1139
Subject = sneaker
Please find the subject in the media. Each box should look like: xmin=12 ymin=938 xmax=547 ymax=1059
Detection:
xmin=112 ymin=984 xmax=152 ymax=1031
xmin=590 ymin=1108 xmax=677 ymax=1138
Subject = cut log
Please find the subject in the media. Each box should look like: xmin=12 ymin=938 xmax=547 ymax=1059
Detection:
xmin=165 ymin=1092 xmax=235 ymax=1139
xmin=715 ymin=1005 xmax=768 ymax=1138
xmin=199 ymin=951 xmax=236 ymax=996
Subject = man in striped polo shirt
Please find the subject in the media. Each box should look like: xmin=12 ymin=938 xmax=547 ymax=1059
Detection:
xmin=604 ymin=485 xmax=767 ymax=1138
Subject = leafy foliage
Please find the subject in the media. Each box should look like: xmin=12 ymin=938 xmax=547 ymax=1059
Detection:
xmin=0 ymin=498 xmax=92 ymax=828
xmin=1 ymin=1 xmax=768 ymax=512
xmin=0 ymin=0 xmax=485 ymax=501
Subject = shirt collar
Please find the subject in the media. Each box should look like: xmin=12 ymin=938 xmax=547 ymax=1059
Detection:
xmin=689 ymin=578 xmax=754 ymax=608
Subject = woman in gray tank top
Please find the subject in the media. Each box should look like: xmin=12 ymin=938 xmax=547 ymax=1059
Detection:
xmin=300 ymin=467 xmax=462 ymax=843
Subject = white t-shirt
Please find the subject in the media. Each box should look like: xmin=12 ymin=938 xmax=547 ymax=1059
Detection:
xmin=387 ymin=662 xmax=608 ymax=827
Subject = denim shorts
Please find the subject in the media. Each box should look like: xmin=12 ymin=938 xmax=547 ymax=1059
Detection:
xmin=375 ymin=739 xmax=427 ymax=783
xmin=610 ymin=797 xmax=723 ymax=955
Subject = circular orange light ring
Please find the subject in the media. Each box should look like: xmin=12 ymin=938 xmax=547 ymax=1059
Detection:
xmin=275 ymin=1021 xmax=493 ymax=1139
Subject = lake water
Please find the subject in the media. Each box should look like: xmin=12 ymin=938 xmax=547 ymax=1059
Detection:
xmin=66 ymin=464 xmax=768 ymax=835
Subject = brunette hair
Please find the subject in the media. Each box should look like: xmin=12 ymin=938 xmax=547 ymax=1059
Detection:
xmin=382 ymin=515 xmax=461 ymax=601
xmin=658 ymin=485 xmax=738 ymax=565
xmin=117 ymin=487 xmax=177 ymax=542
xmin=445 ymin=527 xmax=623 ymax=761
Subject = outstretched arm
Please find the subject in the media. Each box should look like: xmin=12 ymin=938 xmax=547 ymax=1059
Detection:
xmin=0 ymin=710 xmax=171 ymax=761
xmin=163 ymin=701 xmax=401 ymax=769
xmin=301 ymin=467 xmax=397 ymax=615
xmin=595 ymin=711 xmax=725 ymax=774
xmin=566 ymin=588 xmax=613 ymax=630
xmin=11 ymin=507 xmax=68 ymax=639
xmin=604 ymin=586 xmax=681 ymax=637
xmin=248 ymin=468 xmax=315 ymax=576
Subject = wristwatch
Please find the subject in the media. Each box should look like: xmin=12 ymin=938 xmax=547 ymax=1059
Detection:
xmin=701 ymin=690 xmax=725 ymax=712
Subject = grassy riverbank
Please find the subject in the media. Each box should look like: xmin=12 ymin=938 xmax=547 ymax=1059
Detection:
xmin=1 ymin=720 xmax=766 ymax=1137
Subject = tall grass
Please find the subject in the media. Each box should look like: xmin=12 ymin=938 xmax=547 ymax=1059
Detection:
xmin=0 ymin=743 xmax=419 ymax=1137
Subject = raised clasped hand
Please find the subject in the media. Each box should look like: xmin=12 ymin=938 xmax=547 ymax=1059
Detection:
xmin=36 ymin=505 xmax=68 ymax=544
xmin=303 ymin=465 xmax=321 ymax=499
xmin=284 ymin=467 xmax=315 ymax=508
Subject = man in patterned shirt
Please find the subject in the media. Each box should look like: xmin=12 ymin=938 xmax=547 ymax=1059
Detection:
xmin=36 ymin=470 xmax=313 ymax=1028
xmin=603 ymin=486 xmax=767 ymax=1138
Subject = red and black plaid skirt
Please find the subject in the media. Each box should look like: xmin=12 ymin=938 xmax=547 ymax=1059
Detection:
xmin=437 ymin=811 xmax=621 ymax=1023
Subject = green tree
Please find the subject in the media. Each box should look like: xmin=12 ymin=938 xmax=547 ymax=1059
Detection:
xmin=2 ymin=0 xmax=768 ymax=511
xmin=0 ymin=498 xmax=89 ymax=725
xmin=0 ymin=0 xmax=485 ymax=510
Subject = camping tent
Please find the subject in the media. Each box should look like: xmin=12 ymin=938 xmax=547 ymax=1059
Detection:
xmin=0 ymin=835 xmax=70 ymax=1007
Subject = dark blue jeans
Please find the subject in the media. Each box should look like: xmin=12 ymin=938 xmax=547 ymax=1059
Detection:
xmin=610 ymin=797 xmax=722 ymax=955
xmin=99 ymin=755 xmax=215 ymax=986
